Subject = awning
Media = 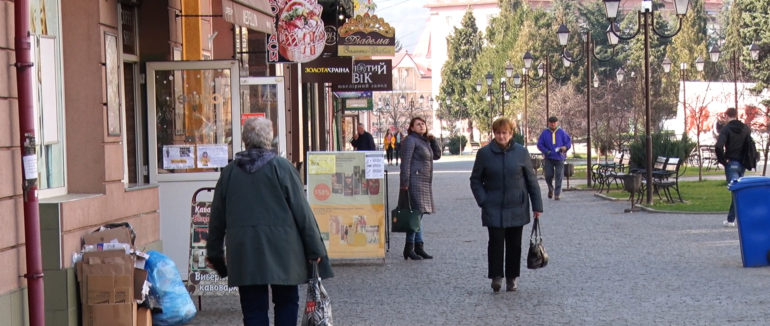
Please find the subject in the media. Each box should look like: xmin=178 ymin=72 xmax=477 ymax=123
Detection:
xmin=222 ymin=0 xmax=275 ymax=34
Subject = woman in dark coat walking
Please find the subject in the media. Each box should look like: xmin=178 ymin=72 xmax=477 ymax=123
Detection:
xmin=470 ymin=117 xmax=543 ymax=292
xmin=207 ymin=117 xmax=332 ymax=326
xmin=399 ymin=116 xmax=442 ymax=260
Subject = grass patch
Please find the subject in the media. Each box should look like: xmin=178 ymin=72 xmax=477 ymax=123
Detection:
xmin=595 ymin=180 xmax=730 ymax=212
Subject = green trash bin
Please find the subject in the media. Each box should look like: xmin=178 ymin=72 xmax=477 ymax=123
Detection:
xmin=728 ymin=176 xmax=770 ymax=267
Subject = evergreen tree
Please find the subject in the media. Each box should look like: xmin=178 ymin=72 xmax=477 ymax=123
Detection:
xmin=439 ymin=9 xmax=483 ymax=140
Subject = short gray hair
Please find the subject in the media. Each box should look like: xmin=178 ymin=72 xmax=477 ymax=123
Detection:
xmin=242 ymin=117 xmax=273 ymax=149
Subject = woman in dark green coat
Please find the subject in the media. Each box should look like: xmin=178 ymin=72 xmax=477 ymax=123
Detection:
xmin=470 ymin=117 xmax=542 ymax=293
xmin=207 ymin=117 xmax=332 ymax=326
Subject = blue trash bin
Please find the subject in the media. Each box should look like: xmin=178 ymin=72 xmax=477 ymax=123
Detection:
xmin=728 ymin=176 xmax=770 ymax=267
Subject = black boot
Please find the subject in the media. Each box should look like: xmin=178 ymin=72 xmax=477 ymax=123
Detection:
xmin=403 ymin=242 xmax=422 ymax=260
xmin=414 ymin=242 xmax=433 ymax=259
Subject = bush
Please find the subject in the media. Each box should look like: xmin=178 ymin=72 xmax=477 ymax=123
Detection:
xmin=628 ymin=133 xmax=696 ymax=169
xmin=448 ymin=135 xmax=468 ymax=155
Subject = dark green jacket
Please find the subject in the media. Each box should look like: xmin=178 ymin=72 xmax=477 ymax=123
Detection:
xmin=470 ymin=141 xmax=543 ymax=228
xmin=207 ymin=148 xmax=332 ymax=286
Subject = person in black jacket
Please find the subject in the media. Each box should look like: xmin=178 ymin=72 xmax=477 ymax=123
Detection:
xmin=470 ymin=117 xmax=543 ymax=292
xmin=715 ymin=107 xmax=751 ymax=227
xmin=351 ymin=123 xmax=376 ymax=150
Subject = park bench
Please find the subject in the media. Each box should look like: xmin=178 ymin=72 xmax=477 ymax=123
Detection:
xmin=592 ymin=151 xmax=625 ymax=191
xmin=653 ymin=157 xmax=685 ymax=203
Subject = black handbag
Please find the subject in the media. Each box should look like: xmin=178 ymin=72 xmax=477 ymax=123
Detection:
xmin=391 ymin=190 xmax=421 ymax=233
xmin=527 ymin=218 xmax=549 ymax=269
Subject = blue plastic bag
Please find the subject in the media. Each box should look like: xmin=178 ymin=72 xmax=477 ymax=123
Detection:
xmin=146 ymin=250 xmax=197 ymax=325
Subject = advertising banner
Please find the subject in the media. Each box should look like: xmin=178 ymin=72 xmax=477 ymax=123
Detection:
xmin=337 ymin=14 xmax=395 ymax=57
xmin=301 ymin=56 xmax=352 ymax=84
xmin=333 ymin=60 xmax=392 ymax=92
xmin=187 ymin=199 xmax=238 ymax=296
xmin=267 ymin=0 xmax=326 ymax=63
xmin=307 ymin=151 xmax=386 ymax=259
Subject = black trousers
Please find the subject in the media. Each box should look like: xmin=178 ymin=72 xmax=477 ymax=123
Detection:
xmin=487 ymin=226 xmax=524 ymax=279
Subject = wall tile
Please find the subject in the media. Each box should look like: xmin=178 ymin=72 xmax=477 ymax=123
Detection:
xmin=0 ymin=197 xmax=23 ymax=249
xmin=0 ymin=49 xmax=10 ymax=97
xmin=0 ymin=148 xmax=21 ymax=198
xmin=0 ymin=1 xmax=8 ymax=49
xmin=104 ymin=142 xmax=124 ymax=181
xmin=0 ymin=98 xmax=20 ymax=147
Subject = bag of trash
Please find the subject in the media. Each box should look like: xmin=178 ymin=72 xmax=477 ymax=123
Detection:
xmin=146 ymin=250 xmax=197 ymax=325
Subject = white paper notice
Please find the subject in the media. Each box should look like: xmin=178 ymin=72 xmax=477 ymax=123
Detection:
xmin=162 ymin=145 xmax=195 ymax=169
xmin=196 ymin=144 xmax=229 ymax=168
xmin=22 ymin=155 xmax=38 ymax=180
xmin=364 ymin=153 xmax=385 ymax=179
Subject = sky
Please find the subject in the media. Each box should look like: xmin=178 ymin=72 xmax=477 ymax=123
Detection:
xmin=373 ymin=0 xmax=430 ymax=53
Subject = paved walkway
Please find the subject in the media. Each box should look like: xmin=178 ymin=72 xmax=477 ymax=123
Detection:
xmin=186 ymin=156 xmax=770 ymax=325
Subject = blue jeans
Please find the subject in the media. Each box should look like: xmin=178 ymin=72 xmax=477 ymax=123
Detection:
xmin=406 ymin=215 xmax=424 ymax=243
xmin=543 ymin=159 xmax=565 ymax=195
xmin=239 ymin=284 xmax=299 ymax=326
xmin=725 ymin=160 xmax=745 ymax=222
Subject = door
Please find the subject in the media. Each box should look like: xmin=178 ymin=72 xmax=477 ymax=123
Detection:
xmin=146 ymin=60 xmax=240 ymax=277
xmin=239 ymin=76 xmax=287 ymax=156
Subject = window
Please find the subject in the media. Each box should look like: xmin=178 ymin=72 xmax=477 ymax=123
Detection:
xmin=120 ymin=3 xmax=148 ymax=186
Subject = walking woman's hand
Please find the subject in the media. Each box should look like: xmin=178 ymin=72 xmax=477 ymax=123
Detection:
xmin=533 ymin=211 xmax=542 ymax=219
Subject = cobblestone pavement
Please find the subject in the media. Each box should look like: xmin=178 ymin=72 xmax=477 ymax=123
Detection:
xmin=187 ymin=156 xmax=770 ymax=326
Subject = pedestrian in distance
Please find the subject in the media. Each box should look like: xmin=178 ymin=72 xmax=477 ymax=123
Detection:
xmin=384 ymin=129 xmax=395 ymax=165
xmin=470 ymin=117 xmax=543 ymax=292
xmin=394 ymin=130 xmax=403 ymax=166
xmin=537 ymin=116 xmax=572 ymax=200
xmin=399 ymin=117 xmax=442 ymax=260
xmin=351 ymin=122 xmax=376 ymax=151
xmin=206 ymin=117 xmax=333 ymax=326
xmin=715 ymin=107 xmax=752 ymax=227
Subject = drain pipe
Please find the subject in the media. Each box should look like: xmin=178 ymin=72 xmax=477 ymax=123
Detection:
xmin=13 ymin=0 xmax=46 ymax=325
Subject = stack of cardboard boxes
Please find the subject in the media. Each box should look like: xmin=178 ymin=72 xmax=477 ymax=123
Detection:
xmin=75 ymin=226 xmax=152 ymax=326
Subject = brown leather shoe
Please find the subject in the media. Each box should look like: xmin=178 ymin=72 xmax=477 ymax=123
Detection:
xmin=554 ymin=195 xmax=560 ymax=200
xmin=548 ymin=191 xmax=553 ymax=199
xmin=491 ymin=277 xmax=502 ymax=292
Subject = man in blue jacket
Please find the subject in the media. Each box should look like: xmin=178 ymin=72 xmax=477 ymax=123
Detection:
xmin=537 ymin=116 xmax=572 ymax=200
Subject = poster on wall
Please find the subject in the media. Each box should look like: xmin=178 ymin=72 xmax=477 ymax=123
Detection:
xmin=267 ymin=0 xmax=326 ymax=63
xmin=196 ymin=144 xmax=229 ymax=168
xmin=162 ymin=145 xmax=195 ymax=169
xmin=187 ymin=199 xmax=238 ymax=296
xmin=306 ymin=151 xmax=386 ymax=259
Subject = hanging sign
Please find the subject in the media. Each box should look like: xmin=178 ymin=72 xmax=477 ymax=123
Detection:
xmin=337 ymin=14 xmax=395 ymax=57
xmin=267 ymin=0 xmax=326 ymax=63
xmin=333 ymin=60 xmax=392 ymax=92
xmin=301 ymin=56 xmax=352 ymax=83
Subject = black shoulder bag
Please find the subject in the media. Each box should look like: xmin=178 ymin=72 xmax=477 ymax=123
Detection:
xmin=527 ymin=218 xmax=549 ymax=269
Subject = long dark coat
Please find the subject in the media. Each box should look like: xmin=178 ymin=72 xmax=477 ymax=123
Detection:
xmin=469 ymin=141 xmax=543 ymax=228
xmin=399 ymin=133 xmax=442 ymax=213
xmin=207 ymin=148 xmax=333 ymax=287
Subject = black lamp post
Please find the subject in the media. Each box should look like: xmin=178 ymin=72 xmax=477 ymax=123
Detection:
xmin=708 ymin=42 xmax=760 ymax=115
xmin=510 ymin=52 xmax=544 ymax=147
xmin=662 ymin=56 xmax=705 ymax=137
xmin=557 ymin=23 xmax=616 ymax=187
xmin=604 ymin=0 xmax=691 ymax=205
xmin=476 ymin=70 xmax=509 ymax=138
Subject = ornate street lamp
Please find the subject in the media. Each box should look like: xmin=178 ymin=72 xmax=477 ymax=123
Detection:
xmin=707 ymin=41 xmax=760 ymax=115
xmin=604 ymin=0 xmax=691 ymax=204
xmin=557 ymin=23 xmax=616 ymax=187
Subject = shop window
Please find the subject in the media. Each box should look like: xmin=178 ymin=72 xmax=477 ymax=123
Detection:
xmin=32 ymin=35 xmax=66 ymax=196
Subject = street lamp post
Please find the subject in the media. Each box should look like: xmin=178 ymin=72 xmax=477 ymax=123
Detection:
xmin=708 ymin=43 xmax=760 ymax=115
xmin=510 ymin=52 xmax=544 ymax=147
xmin=662 ymin=57 xmax=705 ymax=137
xmin=557 ymin=24 xmax=616 ymax=187
xmin=476 ymin=71 xmax=509 ymax=138
xmin=604 ymin=0 xmax=691 ymax=205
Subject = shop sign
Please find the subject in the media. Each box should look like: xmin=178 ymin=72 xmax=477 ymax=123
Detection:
xmin=337 ymin=14 xmax=395 ymax=57
xmin=344 ymin=98 xmax=372 ymax=111
xmin=333 ymin=60 xmax=392 ymax=92
xmin=222 ymin=0 xmax=275 ymax=34
xmin=266 ymin=0 xmax=326 ymax=63
xmin=301 ymin=57 xmax=352 ymax=84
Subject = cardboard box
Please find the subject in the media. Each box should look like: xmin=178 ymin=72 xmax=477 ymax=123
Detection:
xmin=136 ymin=307 xmax=152 ymax=326
xmin=84 ymin=303 xmax=136 ymax=326
xmin=83 ymin=227 xmax=133 ymax=247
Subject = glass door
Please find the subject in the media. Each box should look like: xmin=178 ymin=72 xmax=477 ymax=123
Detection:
xmin=147 ymin=60 xmax=241 ymax=183
xmin=239 ymin=76 xmax=286 ymax=156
